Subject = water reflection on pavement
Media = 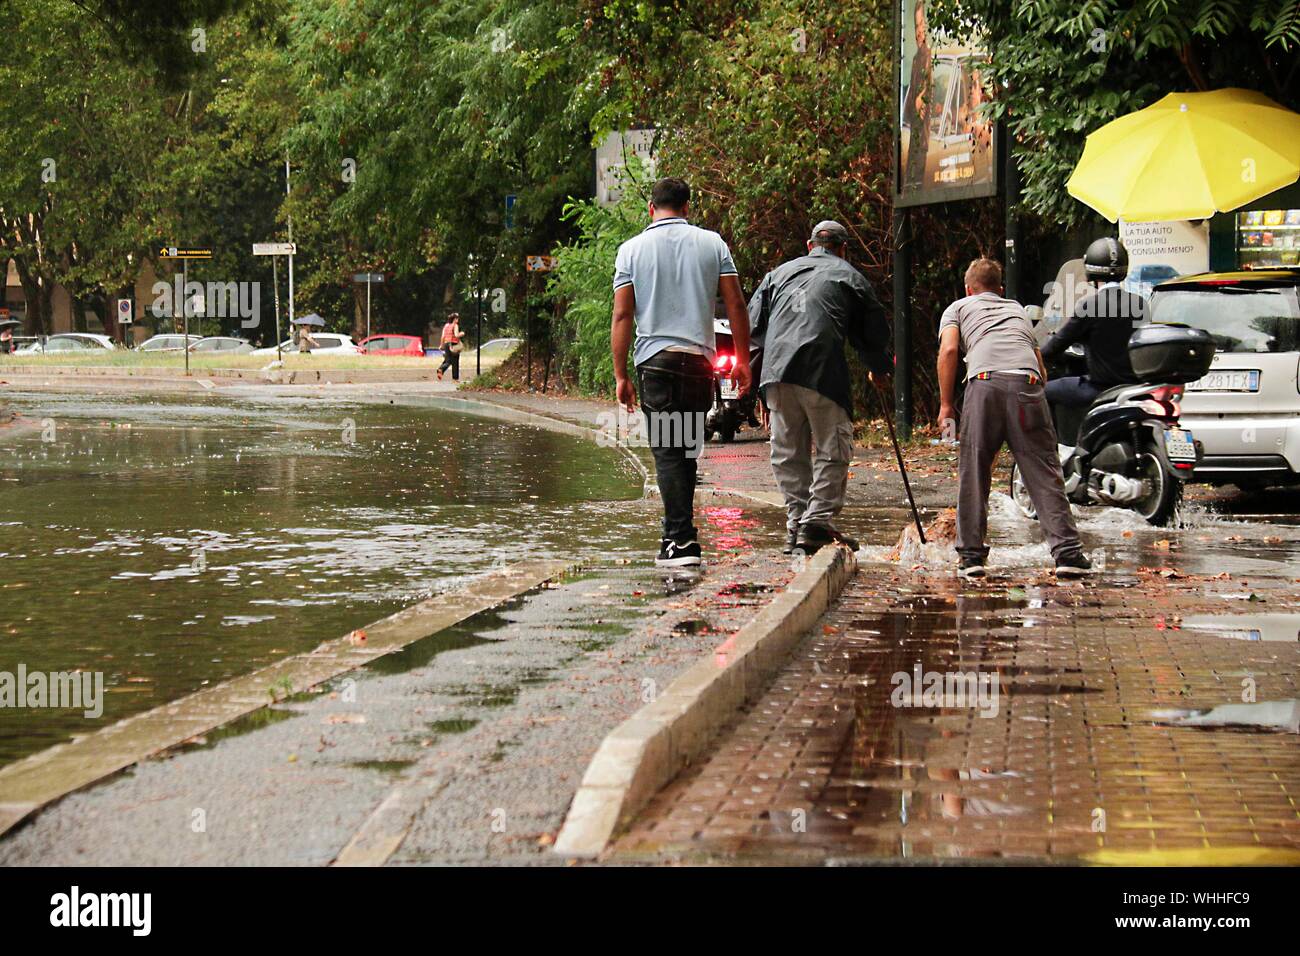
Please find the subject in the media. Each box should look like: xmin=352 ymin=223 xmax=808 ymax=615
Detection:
xmin=618 ymin=505 xmax=1300 ymax=864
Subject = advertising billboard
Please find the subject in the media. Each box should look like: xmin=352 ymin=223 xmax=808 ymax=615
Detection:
xmin=895 ymin=0 xmax=997 ymax=207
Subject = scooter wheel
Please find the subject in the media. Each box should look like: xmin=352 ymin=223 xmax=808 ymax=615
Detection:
xmin=1009 ymin=462 xmax=1039 ymax=520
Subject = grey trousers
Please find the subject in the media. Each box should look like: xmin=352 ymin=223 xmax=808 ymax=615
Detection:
xmin=767 ymin=383 xmax=854 ymax=532
xmin=957 ymin=373 xmax=1082 ymax=562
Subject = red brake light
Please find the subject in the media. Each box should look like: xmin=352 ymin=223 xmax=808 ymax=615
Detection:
xmin=1139 ymin=385 xmax=1182 ymax=419
xmin=714 ymin=353 xmax=735 ymax=370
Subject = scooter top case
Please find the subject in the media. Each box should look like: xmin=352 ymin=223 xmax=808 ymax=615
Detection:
xmin=1128 ymin=324 xmax=1215 ymax=384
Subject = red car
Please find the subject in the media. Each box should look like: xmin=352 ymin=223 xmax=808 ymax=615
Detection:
xmin=359 ymin=334 xmax=424 ymax=356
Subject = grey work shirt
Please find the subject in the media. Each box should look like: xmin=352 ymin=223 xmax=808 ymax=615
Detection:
xmin=938 ymin=292 xmax=1040 ymax=380
xmin=748 ymin=247 xmax=889 ymax=416
xmin=612 ymin=216 xmax=738 ymax=367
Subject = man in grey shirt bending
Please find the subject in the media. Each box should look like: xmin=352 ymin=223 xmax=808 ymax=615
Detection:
xmin=937 ymin=258 xmax=1091 ymax=578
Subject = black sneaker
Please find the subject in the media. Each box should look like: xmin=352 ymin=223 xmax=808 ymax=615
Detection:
xmin=1054 ymin=551 xmax=1094 ymax=577
xmin=958 ymin=556 xmax=986 ymax=578
xmin=782 ymin=529 xmax=799 ymax=555
xmin=656 ymin=538 xmax=702 ymax=568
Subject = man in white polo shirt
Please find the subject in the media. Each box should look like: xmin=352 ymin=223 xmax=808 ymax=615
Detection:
xmin=611 ymin=177 xmax=752 ymax=567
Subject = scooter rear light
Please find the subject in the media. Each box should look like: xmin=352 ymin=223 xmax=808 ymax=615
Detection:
xmin=714 ymin=353 xmax=735 ymax=371
xmin=1139 ymin=385 xmax=1182 ymax=419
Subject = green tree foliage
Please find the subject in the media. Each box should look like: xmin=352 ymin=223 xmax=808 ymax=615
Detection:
xmin=931 ymin=0 xmax=1300 ymax=226
xmin=546 ymin=165 xmax=651 ymax=393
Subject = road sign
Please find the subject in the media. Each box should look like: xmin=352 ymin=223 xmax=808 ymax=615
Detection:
xmin=505 ymin=194 xmax=517 ymax=229
xmin=253 ymin=242 xmax=296 ymax=256
xmin=525 ymin=255 xmax=557 ymax=272
xmin=116 ymin=299 xmax=133 ymax=325
xmin=158 ymin=246 xmax=212 ymax=260
xmin=351 ymin=273 xmax=384 ymax=283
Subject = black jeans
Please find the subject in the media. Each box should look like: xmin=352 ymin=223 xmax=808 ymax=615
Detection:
xmin=439 ymin=348 xmax=461 ymax=380
xmin=637 ymin=350 xmax=714 ymax=543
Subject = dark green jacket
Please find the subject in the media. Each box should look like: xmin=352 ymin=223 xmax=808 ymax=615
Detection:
xmin=748 ymin=247 xmax=890 ymax=415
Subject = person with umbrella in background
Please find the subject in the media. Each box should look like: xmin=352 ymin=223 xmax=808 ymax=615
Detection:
xmin=295 ymin=314 xmax=324 ymax=354
xmin=0 ymin=318 xmax=19 ymax=354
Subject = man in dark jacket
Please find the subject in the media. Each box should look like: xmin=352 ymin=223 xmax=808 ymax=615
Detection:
xmin=1041 ymin=237 xmax=1146 ymax=442
xmin=749 ymin=220 xmax=890 ymax=554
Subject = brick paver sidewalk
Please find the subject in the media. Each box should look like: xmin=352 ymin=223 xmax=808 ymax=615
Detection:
xmin=617 ymin=564 xmax=1300 ymax=863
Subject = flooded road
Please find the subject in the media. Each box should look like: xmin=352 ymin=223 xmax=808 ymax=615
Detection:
xmin=0 ymin=391 xmax=648 ymax=766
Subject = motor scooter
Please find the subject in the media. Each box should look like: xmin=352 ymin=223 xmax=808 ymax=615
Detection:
xmin=704 ymin=319 xmax=759 ymax=442
xmin=1011 ymin=324 xmax=1214 ymax=526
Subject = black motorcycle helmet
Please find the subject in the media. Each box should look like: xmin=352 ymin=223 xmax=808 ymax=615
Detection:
xmin=1083 ymin=236 xmax=1129 ymax=283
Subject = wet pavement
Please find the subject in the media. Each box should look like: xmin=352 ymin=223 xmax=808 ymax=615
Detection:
xmin=3 ymin=378 xmax=1299 ymax=865
xmin=616 ymin=515 xmax=1300 ymax=864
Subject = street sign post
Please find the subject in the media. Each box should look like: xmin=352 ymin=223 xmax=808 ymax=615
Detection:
xmin=158 ymin=246 xmax=212 ymax=374
xmin=505 ymin=194 xmax=517 ymax=230
xmin=115 ymin=299 xmax=133 ymax=347
xmin=351 ymin=273 xmax=384 ymax=341
xmin=254 ymin=240 xmax=297 ymax=360
xmin=253 ymin=242 xmax=296 ymax=257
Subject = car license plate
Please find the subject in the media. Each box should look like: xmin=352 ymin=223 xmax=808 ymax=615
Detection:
xmin=719 ymin=379 xmax=740 ymax=400
xmin=1164 ymin=427 xmax=1197 ymax=461
xmin=1185 ymin=369 xmax=1260 ymax=392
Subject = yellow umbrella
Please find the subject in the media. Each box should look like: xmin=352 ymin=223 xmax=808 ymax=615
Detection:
xmin=1066 ymin=88 xmax=1300 ymax=223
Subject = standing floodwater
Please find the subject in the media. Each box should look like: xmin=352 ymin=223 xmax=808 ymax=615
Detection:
xmin=0 ymin=392 xmax=645 ymax=766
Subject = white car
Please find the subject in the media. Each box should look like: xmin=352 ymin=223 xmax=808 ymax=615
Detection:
xmin=250 ymin=333 xmax=360 ymax=356
xmin=138 ymin=334 xmax=202 ymax=352
xmin=189 ymin=336 xmax=253 ymax=354
xmin=1149 ymin=266 xmax=1300 ymax=487
xmin=17 ymin=333 xmax=117 ymax=353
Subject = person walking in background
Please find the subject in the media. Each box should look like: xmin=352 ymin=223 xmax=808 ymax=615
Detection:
xmin=611 ymin=176 xmax=752 ymax=568
xmin=750 ymin=220 xmax=891 ymax=554
xmin=438 ymin=312 xmax=463 ymax=382
xmin=297 ymin=323 xmax=320 ymax=354
xmin=936 ymin=257 xmax=1092 ymax=578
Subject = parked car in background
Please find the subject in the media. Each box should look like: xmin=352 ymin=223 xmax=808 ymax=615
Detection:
xmin=249 ymin=333 xmax=360 ymax=356
xmin=358 ymin=334 xmax=424 ymax=356
xmin=1148 ymin=266 xmax=1300 ymax=487
xmin=17 ymin=333 xmax=117 ymax=353
xmin=138 ymin=334 xmax=202 ymax=352
xmin=1123 ymin=263 xmax=1181 ymax=299
xmin=189 ymin=336 xmax=253 ymax=354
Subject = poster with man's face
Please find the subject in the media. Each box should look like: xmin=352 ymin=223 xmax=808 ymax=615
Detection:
xmin=896 ymin=0 xmax=997 ymax=207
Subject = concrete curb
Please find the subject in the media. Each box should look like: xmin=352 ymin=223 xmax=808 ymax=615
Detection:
xmin=0 ymin=558 xmax=576 ymax=840
xmin=553 ymin=544 xmax=858 ymax=859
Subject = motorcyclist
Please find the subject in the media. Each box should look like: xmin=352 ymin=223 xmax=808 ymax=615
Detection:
xmin=1041 ymin=237 xmax=1146 ymax=441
